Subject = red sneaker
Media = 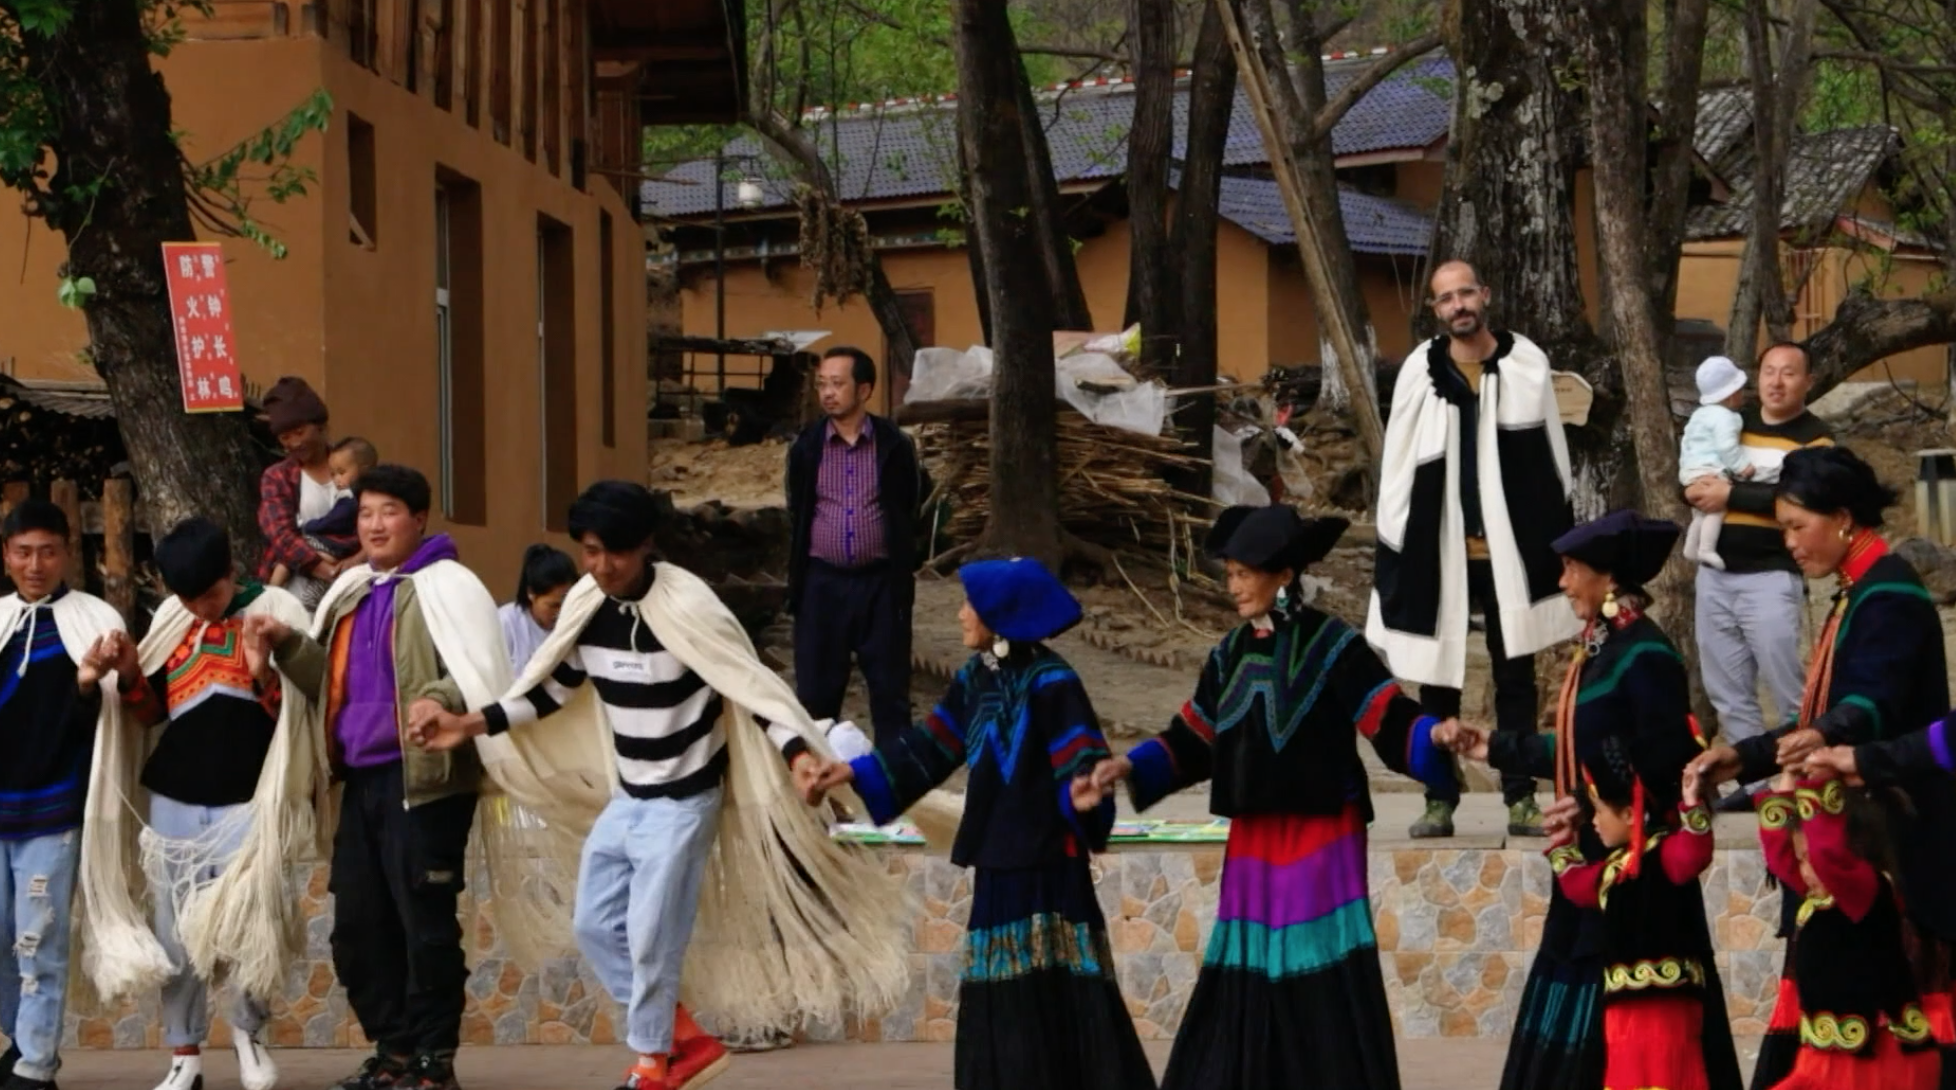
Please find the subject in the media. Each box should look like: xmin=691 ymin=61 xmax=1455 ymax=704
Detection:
xmin=668 ymin=1035 xmax=731 ymax=1090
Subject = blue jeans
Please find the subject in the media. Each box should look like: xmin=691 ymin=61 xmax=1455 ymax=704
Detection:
xmin=0 ymin=828 xmax=81 ymax=1081
xmin=149 ymin=795 xmax=272 ymax=1048
xmin=572 ymin=791 xmax=721 ymax=1055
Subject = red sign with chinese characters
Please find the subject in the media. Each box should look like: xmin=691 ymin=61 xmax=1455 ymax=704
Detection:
xmin=161 ymin=241 xmax=245 ymax=413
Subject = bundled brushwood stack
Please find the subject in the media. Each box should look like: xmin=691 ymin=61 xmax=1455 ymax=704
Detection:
xmin=907 ymin=399 xmax=1215 ymax=556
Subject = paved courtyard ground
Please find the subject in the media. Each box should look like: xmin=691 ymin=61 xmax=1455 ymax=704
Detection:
xmin=60 ymin=1039 xmax=1514 ymax=1089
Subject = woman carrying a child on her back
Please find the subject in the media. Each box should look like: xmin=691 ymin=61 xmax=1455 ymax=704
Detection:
xmin=1680 ymin=356 xmax=1761 ymax=571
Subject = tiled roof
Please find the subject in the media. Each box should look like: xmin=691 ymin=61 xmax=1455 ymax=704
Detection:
xmin=643 ymin=52 xmax=1455 ymax=219
xmin=1692 ymin=86 xmax=1754 ymax=171
xmin=1686 ymin=123 xmax=1899 ymax=240
xmin=1205 ymin=175 xmax=1433 ymax=255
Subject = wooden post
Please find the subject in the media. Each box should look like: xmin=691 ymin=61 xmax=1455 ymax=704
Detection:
xmin=515 ymin=0 xmax=535 ymax=160
xmin=102 ymin=478 xmax=135 ymax=621
xmin=416 ymin=0 xmax=443 ymax=104
xmin=1209 ymin=0 xmax=1385 ymax=478
xmin=0 ymin=482 xmax=26 ymax=520
xmin=50 ymin=480 xmax=82 ymax=560
xmin=540 ymin=0 xmax=559 ymax=174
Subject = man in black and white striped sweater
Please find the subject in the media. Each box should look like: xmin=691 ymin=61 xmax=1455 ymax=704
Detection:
xmin=413 ymin=481 xmax=810 ymax=1090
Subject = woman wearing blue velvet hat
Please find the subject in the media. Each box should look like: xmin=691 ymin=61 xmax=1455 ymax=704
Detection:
xmin=803 ymin=557 xmax=1156 ymax=1090
xmin=1083 ymin=504 xmax=1456 ymax=1090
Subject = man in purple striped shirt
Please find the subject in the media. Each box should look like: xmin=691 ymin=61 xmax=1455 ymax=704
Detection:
xmin=787 ymin=347 xmax=931 ymax=754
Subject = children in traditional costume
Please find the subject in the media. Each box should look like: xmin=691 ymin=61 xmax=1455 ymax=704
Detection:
xmin=1460 ymin=510 xmax=1742 ymax=1090
xmin=1756 ymin=774 xmax=1941 ymax=1090
xmin=806 ymin=557 xmax=1155 ymax=1090
xmin=413 ymin=481 xmax=914 ymax=1090
xmin=1691 ymin=448 xmax=1956 ymax=1090
xmin=1094 ymin=505 xmax=1454 ymax=1090
xmin=1546 ymin=735 xmax=1721 ymax=1090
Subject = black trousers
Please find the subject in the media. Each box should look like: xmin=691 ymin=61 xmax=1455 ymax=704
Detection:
xmin=1418 ymin=558 xmax=1539 ymax=806
xmin=793 ymin=560 xmax=914 ymax=739
xmin=330 ymin=763 xmax=476 ymax=1057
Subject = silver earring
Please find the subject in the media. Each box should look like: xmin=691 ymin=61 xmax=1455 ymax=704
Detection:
xmin=992 ymin=636 xmax=1011 ymax=659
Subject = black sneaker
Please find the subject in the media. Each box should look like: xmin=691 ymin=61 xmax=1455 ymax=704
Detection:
xmin=328 ymin=1052 xmax=408 ymax=1090
xmin=0 ymin=1044 xmax=18 ymax=1080
xmin=3 ymin=1074 xmax=57 ymax=1090
xmin=397 ymin=1053 xmax=460 ymax=1090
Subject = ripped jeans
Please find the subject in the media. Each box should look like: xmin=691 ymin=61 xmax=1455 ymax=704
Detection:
xmin=0 ymin=827 xmax=81 ymax=1082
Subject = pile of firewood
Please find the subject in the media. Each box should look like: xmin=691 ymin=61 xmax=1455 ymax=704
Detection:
xmin=913 ymin=404 xmax=1214 ymax=557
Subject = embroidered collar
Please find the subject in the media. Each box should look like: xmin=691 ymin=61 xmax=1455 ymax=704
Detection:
xmin=1578 ymin=598 xmax=1643 ymax=656
xmin=1838 ymin=530 xmax=1886 ymax=586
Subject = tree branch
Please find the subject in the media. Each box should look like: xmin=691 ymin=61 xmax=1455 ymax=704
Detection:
xmin=1312 ymin=30 xmax=1443 ymax=141
xmin=1807 ymin=286 xmax=1956 ymax=401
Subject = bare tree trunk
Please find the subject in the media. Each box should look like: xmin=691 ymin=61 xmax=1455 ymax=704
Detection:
xmin=1727 ymin=0 xmax=1817 ymax=361
xmin=954 ymin=141 xmax=994 ymax=345
xmin=1579 ymin=0 xmax=1696 ymax=663
xmin=1430 ymin=0 xmax=1617 ymax=516
xmin=27 ymin=1 xmax=268 ymax=566
xmin=1122 ymin=0 xmax=1177 ymax=377
xmin=750 ymin=111 xmax=920 ymax=376
xmin=1166 ymin=2 xmax=1238 ymax=497
xmin=1648 ymin=0 xmax=1712 ymax=332
xmin=1238 ymin=0 xmax=1378 ymax=415
xmin=953 ymin=0 xmax=1063 ymax=566
xmin=1013 ymin=54 xmax=1095 ymax=330
xmin=1216 ymin=0 xmax=1386 ymax=481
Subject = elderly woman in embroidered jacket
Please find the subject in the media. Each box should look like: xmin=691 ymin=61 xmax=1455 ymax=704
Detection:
xmin=1086 ymin=505 xmax=1454 ymax=1090
xmin=1444 ymin=510 xmax=1741 ymax=1090
xmin=804 ymin=557 xmax=1155 ymax=1090
xmin=1692 ymin=446 xmax=1956 ymax=1090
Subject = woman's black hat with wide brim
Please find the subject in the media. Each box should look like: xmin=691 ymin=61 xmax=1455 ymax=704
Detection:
xmin=1204 ymin=504 xmax=1350 ymax=576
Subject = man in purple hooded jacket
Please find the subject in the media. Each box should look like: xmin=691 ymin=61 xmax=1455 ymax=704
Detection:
xmin=245 ymin=465 xmax=485 ymax=1090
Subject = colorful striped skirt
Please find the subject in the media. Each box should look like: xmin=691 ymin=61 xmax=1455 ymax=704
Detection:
xmin=954 ymin=857 xmax=1157 ymax=1090
xmin=1159 ymin=806 xmax=1400 ymax=1090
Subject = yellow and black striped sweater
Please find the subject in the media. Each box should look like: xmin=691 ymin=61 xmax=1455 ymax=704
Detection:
xmin=1721 ymin=408 xmax=1834 ymax=574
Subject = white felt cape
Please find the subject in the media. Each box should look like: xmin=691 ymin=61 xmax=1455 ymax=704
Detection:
xmin=1367 ymin=333 xmax=1582 ymax=686
xmin=0 ymin=589 xmax=164 ymax=1012
xmin=472 ymin=565 xmax=932 ymax=1036
xmin=136 ymin=586 xmax=326 ymax=1003
xmin=180 ymin=559 xmax=514 ymax=1001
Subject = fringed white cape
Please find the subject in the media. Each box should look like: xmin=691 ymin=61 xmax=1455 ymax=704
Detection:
xmin=0 ymin=589 xmax=166 ymax=1013
xmin=178 ymin=559 xmax=514 ymax=1003
xmin=471 ymin=565 xmax=936 ymax=1036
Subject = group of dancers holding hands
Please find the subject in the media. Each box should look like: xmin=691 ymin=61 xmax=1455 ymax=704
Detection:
xmin=797 ymin=441 xmax=1956 ymax=1090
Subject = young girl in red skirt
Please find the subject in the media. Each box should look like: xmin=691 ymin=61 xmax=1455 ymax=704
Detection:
xmin=1546 ymin=735 xmax=1725 ymax=1090
xmin=1756 ymin=770 xmax=1941 ymax=1090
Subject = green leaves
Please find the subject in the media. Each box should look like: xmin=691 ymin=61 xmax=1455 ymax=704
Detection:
xmin=12 ymin=0 xmax=74 ymax=36
xmin=184 ymin=88 xmax=333 ymax=259
xmin=56 ymin=274 xmax=95 ymax=309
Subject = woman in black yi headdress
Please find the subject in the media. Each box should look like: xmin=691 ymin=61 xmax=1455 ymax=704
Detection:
xmin=1083 ymin=505 xmax=1456 ymax=1090
xmin=1691 ymin=446 xmax=1956 ymax=1090
xmin=1442 ymin=510 xmax=1743 ymax=1090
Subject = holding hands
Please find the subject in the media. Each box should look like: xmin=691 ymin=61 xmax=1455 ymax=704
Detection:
xmin=1430 ymin=718 xmax=1488 ymax=761
xmin=1803 ymin=745 xmax=1861 ymax=785
xmin=1540 ymin=795 xmax=1582 ymax=846
xmin=795 ymin=756 xmax=856 ymax=807
xmin=78 ymin=630 xmax=134 ymax=691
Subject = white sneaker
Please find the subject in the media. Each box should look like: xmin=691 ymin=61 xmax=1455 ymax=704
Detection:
xmin=1700 ymin=550 xmax=1727 ymax=571
xmin=235 ymin=1033 xmax=279 ymax=1090
xmin=154 ymin=1053 xmax=204 ymax=1090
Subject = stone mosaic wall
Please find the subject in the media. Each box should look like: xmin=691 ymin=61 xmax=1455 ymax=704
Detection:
xmin=66 ymin=841 xmax=1786 ymax=1048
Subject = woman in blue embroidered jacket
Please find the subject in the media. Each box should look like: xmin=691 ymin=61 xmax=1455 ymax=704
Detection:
xmin=1083 ymin=505 xmax=1452 ymax=1090
xmin=1691 ymin=447 xmax=1956 ymax=1089
xmin=1443 ymin=509 xmax=1741 ymax=1090
xmin=802 ymin=557 xmax=1155 ymax=1090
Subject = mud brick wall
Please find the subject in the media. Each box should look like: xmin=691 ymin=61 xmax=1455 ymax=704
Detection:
xmin=64 ymin=842 xmax=1784 ymax=1048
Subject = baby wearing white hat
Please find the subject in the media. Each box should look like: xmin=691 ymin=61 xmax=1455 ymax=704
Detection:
xmin=1679 ymin=356 xmax=1759 ymax=570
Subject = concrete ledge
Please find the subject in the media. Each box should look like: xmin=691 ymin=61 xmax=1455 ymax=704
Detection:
xmin=62 ymin=799 xmax=1785 ymax=1049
